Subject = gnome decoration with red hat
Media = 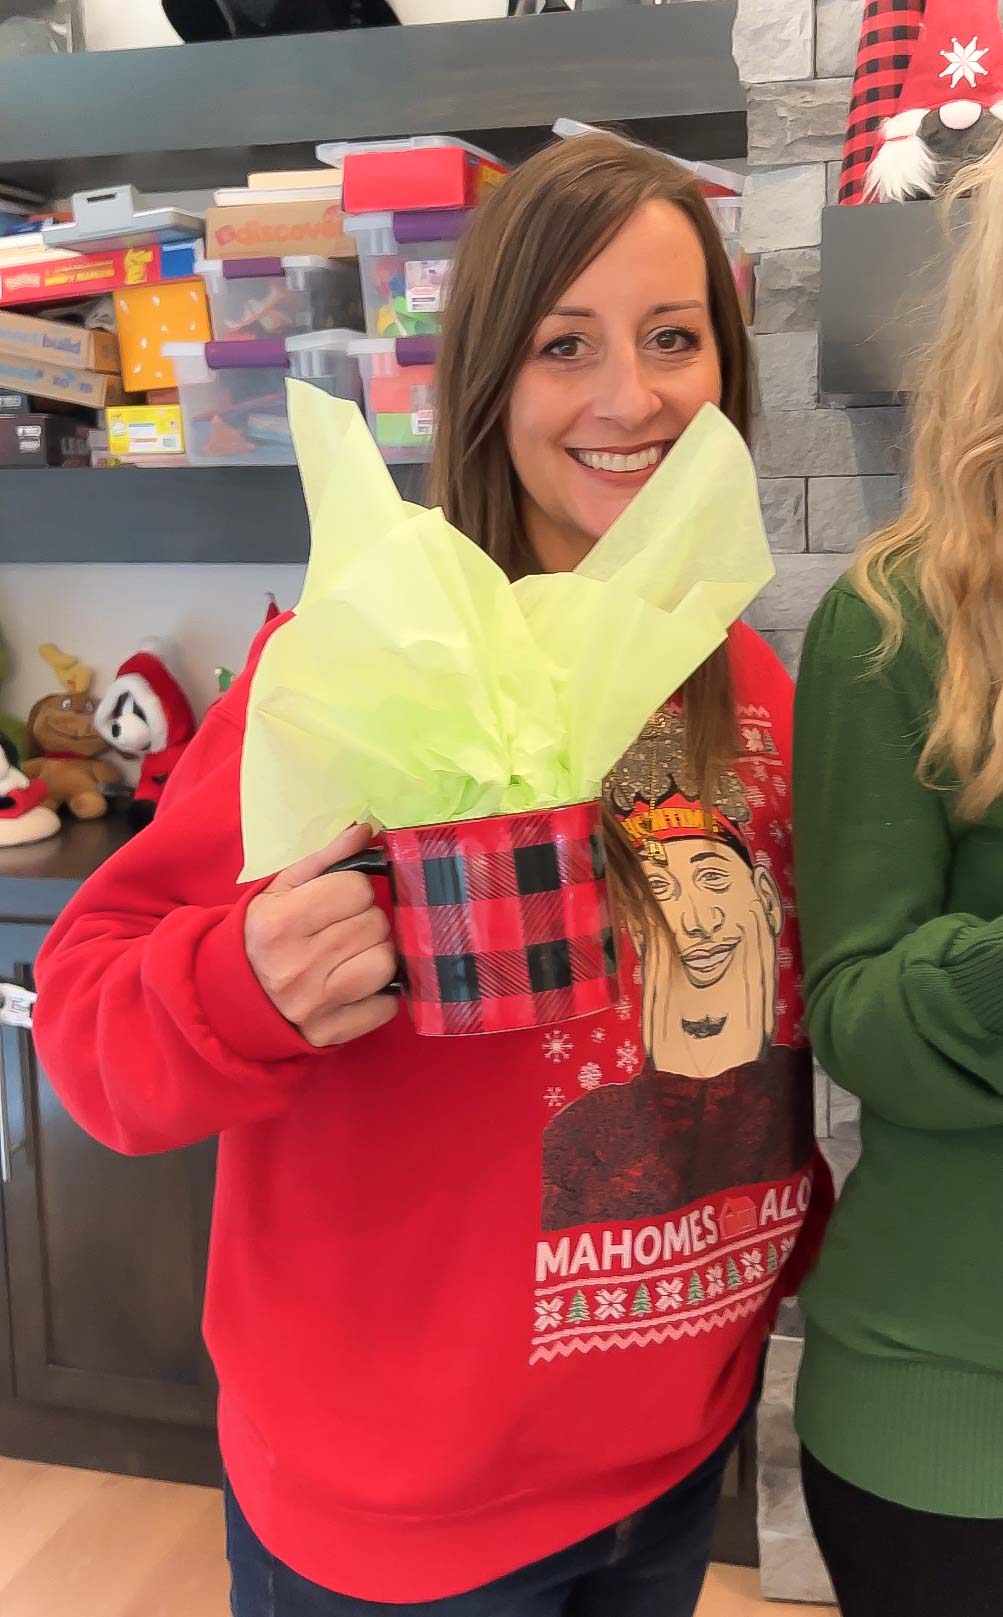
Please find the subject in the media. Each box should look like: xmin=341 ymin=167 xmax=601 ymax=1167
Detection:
xmin=840 ymin=0 xmax=1003 ymax=205
xmin=95 ymin=640 xmax=197 ymax=829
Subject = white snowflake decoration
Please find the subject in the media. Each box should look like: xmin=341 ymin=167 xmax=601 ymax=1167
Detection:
xmin=542 ymin=1030 xmax=573 ymax=1063
xmin=615 ymin=998 xmax=632 ymax=1021
xmin=769 ymin=820 xmax=786 ymax=846
xmin=616 ymin=1040 xmax=640 ymax=1074
xmin=940 ymin=35 xmax=990 ymax=90
xmin=591 ymin=1026 xmax=607 ymax=1045
xmin=543 ymin=1086 xmax=566 ymax=1109
xmin=742 ymin=726 xmax=764 ymax=753
xmin=578 ymin=1062 xmax=603 ymax=1091
xmin=655 ymin=1278 xmax=684 ymax=1312
xmin=632 ymin=962 xmax=643 ymax=986
xmin=780 ymin=1234 xmax=797 ymax=1260
xmin=705 ymin=1264 xmax=726 ymax=1299
xmin=534 ymin=1297 xmax=564 ymax=1332
xmin=741 ymin=1248 xmax=765 ymax=1282
xmin=595 ymin=1287 xmax=628 ymax=1321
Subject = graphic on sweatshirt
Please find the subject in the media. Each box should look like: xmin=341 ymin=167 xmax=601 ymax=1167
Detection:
xmin=608 ymin=706 xmax=783 ymax=1078
xmin=533 ymin=702 xmax=813 ymax=1364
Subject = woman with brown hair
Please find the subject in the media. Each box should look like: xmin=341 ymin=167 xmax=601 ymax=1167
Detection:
xmin=793 ymin=147 xmax=1003 ymax=1617
xmin=31 ymin=134 xmax=827 ymax=1616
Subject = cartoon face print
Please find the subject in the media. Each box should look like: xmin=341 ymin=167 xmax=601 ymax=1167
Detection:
xmin=607 ymin=705 xmax=784 ymax=1080
xmin=636 ymin=832 xmax=783 ymax=1078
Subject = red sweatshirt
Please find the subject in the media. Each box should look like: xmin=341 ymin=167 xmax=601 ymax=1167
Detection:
xmin=33 ymin=615 xmax=830 ymax=1603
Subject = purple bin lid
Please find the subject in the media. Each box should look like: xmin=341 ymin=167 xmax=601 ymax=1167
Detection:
xmin=395 ymin=335 xmax=438 ymax=368
xmin=221 ymin=257 xmax=285 ymax=280
xmin=392 ymin=208 xmax=472 ymax=245
xmin=205 ymin=338 xmax=289 ymax=370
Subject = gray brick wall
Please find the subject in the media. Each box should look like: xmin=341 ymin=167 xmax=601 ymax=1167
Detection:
xmin=736 ymin=0 xmax=905 ymax=681
xmin=735 ymin=4 xmax=881 ymax=1600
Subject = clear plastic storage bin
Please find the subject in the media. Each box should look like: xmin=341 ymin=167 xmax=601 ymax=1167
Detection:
xmin=286 ymin=329 xmax=363 ymax=405
xmin=164 ymin=332 xmax=363 ymax=464
xmin=350 ymin=336 xmax=438 ymax=464
xmin=197 ymin=255 xmax=362 ymax=341
xmin=344 ymin=209 xmax=470 ymax=339
xmin=317 ymin=135 xmax=507 ymax=214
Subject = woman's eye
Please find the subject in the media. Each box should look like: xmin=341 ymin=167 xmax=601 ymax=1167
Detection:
xmin=649 ymin=327 xmax=698 ymax=355
xmin=542 ymin=334 xmax=587 ymax=360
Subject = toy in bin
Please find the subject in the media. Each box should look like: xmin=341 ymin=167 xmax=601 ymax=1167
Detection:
xmin=165 ymin=333 xmax=363 ymax=465
xmin=198 ymin=256 xmax=361 ymax=341
xmin=346 ymin=209 xmax=470 ymax=338
xmin=350 ymin=335 xmax=436 ymax=463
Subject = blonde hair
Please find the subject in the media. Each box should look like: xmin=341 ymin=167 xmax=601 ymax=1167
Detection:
xmin=854 ymin=144 xmax=1003 ymax=819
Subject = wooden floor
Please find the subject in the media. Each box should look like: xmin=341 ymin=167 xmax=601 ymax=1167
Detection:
xmin=0 ymin=1456 xmax=835 ymax=1616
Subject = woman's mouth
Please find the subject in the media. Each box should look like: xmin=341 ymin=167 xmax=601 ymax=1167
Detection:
xmin=566 ymin=442 xmax=672 ymax=478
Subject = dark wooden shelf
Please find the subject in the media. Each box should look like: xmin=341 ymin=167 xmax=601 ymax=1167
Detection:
xmin=0 ymin=462 xmax=430 ymax=563
xmin=0 ymin=4 xmax=743 ymax=193
xmin=0 ymin=805 xmax=135 ymax=921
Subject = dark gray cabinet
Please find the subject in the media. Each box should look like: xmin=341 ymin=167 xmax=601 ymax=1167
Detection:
xmin=0 ymin=818 xmax=219 ymax=1485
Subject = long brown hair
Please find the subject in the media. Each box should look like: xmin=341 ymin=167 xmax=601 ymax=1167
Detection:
xmin=854 ymin=144 xmax=1003 ymax=819
xmin=430 ymin=132 xmax=753 ymax=929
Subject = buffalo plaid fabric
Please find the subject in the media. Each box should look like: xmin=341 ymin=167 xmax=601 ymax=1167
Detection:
xmin=839 ymin=0 xmax=925 ymax=205
xmin=385 ymin=803 xmax=618 ymax=1037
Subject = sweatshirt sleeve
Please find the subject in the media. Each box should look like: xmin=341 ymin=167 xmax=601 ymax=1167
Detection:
xmin=32 ymin=697 xmax=330 ymax=1158
xmin=793 ymin=583 xmax=1003 ymax=1132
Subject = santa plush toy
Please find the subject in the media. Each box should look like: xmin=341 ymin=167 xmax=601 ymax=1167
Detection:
xmin=845 ymin=0 xmax=1003 ymax=205
xmin=0 ymin=735 xmax=60 ymax=847
xmin=94 ymin=641 xmax=196 ymax=829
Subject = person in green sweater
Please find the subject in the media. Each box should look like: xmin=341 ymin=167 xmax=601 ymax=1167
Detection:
xmin=792 ymin=148 xmax=1003 ymax=1617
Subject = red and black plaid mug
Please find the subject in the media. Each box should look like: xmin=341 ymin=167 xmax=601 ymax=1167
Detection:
xmin=331 ymin=801 xmax=620 ymax=1036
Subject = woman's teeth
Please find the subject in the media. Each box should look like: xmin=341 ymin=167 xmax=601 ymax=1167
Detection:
xmin=571 ymin=445 xmax=665 ymax=474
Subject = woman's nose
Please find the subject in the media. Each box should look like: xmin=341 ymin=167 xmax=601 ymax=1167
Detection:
xmin=594 ymin=349 xmax=662 ymax=430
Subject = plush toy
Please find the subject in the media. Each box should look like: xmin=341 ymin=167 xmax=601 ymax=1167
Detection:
xmin=0 ymin=736 xmax=60 ymax=847
xmin=94 ymin=640 xmax=196 ymax=829
xmin=0 ymin=637 xmax=26 ymax=761
xmin=22 ymin=645 xmax=119 ymax=821
xmin=840 ymin=0 xmax=1003 ymax=205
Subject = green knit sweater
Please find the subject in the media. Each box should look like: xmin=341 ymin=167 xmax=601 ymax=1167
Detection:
xmin=793 ymin=577 xmax=1003 ymax=1518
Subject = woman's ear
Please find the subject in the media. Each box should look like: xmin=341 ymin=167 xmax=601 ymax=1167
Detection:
xmin=753 ymin=863 xmax=784 ymax=939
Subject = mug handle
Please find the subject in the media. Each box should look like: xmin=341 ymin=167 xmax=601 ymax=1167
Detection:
xmin=326 ymin=846 xmax=404 ymax=996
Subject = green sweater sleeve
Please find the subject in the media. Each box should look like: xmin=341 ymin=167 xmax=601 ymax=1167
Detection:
xmin=793 ymin=582 xmax=1003 ymax=1132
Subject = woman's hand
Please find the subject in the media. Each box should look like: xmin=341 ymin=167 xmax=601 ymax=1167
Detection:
xmin=245 ymin=823 xmax=399 ymax=1048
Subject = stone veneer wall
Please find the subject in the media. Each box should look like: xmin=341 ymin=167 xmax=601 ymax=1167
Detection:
xmin=735 ymin=0 xmax=906 ymax=676
xmin=733 ymin=0 xmax=880 ymax=1602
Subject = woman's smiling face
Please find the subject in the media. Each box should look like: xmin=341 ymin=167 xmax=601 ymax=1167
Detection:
xmin=505 ymin=199 xmax=723 ymax=574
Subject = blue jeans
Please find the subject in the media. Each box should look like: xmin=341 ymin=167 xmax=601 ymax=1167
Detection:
xmin=225 ymin=1421 xmax=740 ymax=1617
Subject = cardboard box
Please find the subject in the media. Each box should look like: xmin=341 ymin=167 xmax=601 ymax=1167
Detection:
xmin=206 ymin=200 xmax=354 ymax=261
xmin=0 ymin=307 xmax=119 ymax=372
xmin=106 ymin=403 xmax=184 ymax=456
xmin=0 ymin=412 xmax=91 ymax=467
xmin=115 ymin=278 xmax=211 ymax=393
xmin=0 ymin=350 xmax=122 ymax=409
xmin=0 ymin=239 xmax=201 ymax=308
